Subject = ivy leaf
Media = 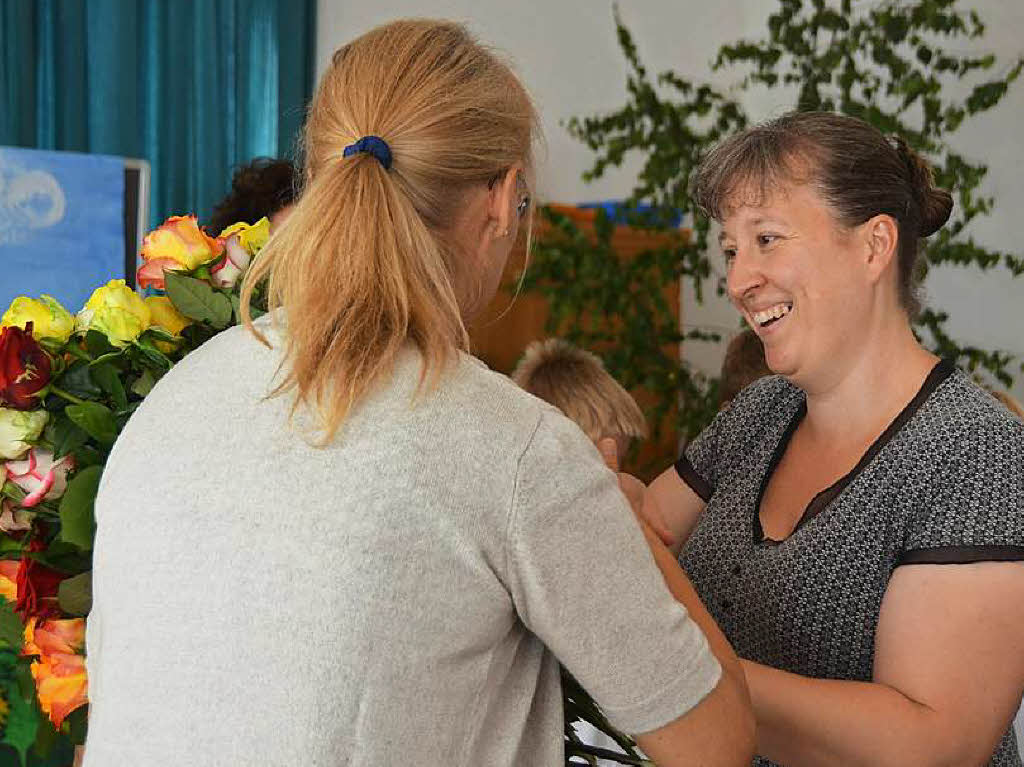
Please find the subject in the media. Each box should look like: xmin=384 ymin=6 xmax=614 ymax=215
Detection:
xmin=58 ymin=466 xmax=102 ymax=551
xmin=65 ymin=403 xmax=117 ymax=446
xmin=164 ymin=272 xmax=232 ymax=328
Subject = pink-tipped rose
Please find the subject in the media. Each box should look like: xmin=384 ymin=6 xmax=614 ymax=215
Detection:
xmin=5 ymin=448 xmax=74 ymax=507
xmin=137 ymin=215 xmax=223 ymax=290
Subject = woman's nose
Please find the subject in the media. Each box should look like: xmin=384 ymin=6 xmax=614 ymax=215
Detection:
xmin=726 ymin=247 xmax=763 ymax=303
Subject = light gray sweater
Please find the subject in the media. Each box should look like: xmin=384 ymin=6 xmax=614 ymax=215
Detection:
xmin=84 ymin=323 xmax=719 ymax=766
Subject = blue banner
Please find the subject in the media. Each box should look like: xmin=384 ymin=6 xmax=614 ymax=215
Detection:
xmin=0 ymin=146 xmax=125 ymax=315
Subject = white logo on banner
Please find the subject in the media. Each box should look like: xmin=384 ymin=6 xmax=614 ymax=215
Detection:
xmin=0 ymin=161 xmax=67 ymax=245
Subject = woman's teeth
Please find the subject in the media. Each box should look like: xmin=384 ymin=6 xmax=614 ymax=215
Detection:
xmin=753 ymin=303 xmax=793 ymax=327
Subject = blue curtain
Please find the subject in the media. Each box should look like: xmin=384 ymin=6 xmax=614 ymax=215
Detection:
xmin=0 ymin=0 xmax=316 ymax=228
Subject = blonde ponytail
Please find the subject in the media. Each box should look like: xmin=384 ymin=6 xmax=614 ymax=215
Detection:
xmin=240 ymin=20 xmax=537 ymax=443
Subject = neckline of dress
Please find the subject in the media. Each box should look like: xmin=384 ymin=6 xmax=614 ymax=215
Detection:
xmin=752 ymin=358 xmax=956 ymax=546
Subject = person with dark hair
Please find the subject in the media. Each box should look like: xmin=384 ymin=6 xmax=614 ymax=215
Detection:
xmin=641 ymin=111 xmax=1024 ymax=766
xmin=207 ymin=157 xmax=298 ymax=235
xmin=718 ymin=329 xmax=771 ymax=410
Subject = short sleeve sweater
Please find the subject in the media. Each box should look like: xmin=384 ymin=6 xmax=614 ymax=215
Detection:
xmin=676 ymin=360 xmax=1024 ymax=767
xmin=84 ymin=324 xmax=719 ymax=767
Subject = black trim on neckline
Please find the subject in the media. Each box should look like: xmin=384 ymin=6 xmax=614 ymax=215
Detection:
xmin=754 ymin=359 xmax=956 ymax=545
xmin=898 ymin=545 xmax=1024 ymax=566
xmin=675 ymin=455 xmax=713 ymax=503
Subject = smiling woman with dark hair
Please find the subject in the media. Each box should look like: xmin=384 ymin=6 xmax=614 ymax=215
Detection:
xmin=642 ymin=111 xmax=1024 ymax=766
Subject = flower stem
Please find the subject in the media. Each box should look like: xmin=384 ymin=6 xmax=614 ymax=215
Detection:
xmin=47 ymin=386 xmax=86 ymax=405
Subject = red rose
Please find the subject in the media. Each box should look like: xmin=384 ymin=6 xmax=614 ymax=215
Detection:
xmin=15 ymin=541 xmax=65 ymax=620
xmin=0 ymin=323 xmax=52 ymax=410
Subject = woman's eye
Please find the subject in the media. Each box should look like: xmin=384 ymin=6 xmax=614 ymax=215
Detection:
xmin=722 ymin=248 xmax=737 ymax=263
xmin=757 ymin=234 xmax=778 ymax=247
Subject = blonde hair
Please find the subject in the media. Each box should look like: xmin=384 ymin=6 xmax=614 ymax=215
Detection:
xmin=241 ymin=20 xmax=538 ymax=443
xmin=512 ymin=339 xmax=648 ymax=443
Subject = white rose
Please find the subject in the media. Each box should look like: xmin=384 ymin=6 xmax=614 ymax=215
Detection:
xmin=0 ymin=408 xmax=48 ymax=460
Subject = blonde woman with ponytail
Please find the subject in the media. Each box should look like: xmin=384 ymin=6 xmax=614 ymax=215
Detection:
xmin=84 ymin=20 xmax=752 ymax=767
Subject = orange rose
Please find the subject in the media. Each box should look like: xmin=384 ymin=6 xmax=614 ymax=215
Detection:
xmin=137 ymin=215 xmax=223 ymax=290
xmin=24 ymin=617 xmax=88 ymax=728
xmin=24 ymin=617 xmax=85 ymax=656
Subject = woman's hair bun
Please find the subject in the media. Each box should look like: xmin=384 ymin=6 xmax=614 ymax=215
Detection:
xmin=892 ymin=135 xmax=953 ymax=237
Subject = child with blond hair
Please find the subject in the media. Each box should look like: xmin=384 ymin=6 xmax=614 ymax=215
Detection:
xmin=512 ymin=338 xmax=648 ymax=466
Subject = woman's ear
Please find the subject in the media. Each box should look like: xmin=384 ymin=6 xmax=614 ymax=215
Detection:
xmin=487 ymin=164 xmax=524 ymax=240
xmin=861 ymin=213 xmax=899 ymax=284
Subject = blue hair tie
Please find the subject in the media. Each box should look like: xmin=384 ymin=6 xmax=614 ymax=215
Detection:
xmin=342 ymin=135 xmax=392 ymax=170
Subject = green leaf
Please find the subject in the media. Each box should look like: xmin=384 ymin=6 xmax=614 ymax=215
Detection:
xmin=58 ymin=466 xmax=102 ymax=551
xmin=68 ymin=444 xmax=105 ymax=470
xmin=63 ymin=704 xmax=88 ymax=747
xmin=43 ymin=415 xmax=88 ymax=461
xmin=0 ymin=600 xmax=22 ymax=651
xmin=65 ymin=403 xmax=117 ymax=446
xmin=56 ymin=573 xmax=91 ymax=617
xmin=88 ymin=363 xmax=128 ymax=412
xmin=164 ymin=272 xmax=232 ymax=328
xmin=56 ymin=363 xmax=101 ymax=401
xmin=0 ymin=684 xmax=38 ymax=766
xmin=84 ymin=330 xmax=116 ymax=358
xmin=130 ymin=369 xmax=157 ymax=398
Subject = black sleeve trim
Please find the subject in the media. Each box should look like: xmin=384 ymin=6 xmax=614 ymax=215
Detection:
xmin=674 ymin=454 xmax=713 ymax=503
xmin=897 ymin=545 xmax=1024 ymax=566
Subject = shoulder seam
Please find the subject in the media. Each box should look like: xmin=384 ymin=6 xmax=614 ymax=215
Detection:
xmin=502 ymin=408 xmax=547 ymax=588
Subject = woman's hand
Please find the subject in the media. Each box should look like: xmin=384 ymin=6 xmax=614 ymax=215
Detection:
xmin=597 ymin=438 xmax=676 ymax=547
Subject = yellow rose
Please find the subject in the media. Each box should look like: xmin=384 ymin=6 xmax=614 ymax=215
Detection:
xmin=137 ymin=215 xmax=223 ymax=290
xmin=211 ymin=217 xmax=270 ymax=288
xmin=145 ymin=296 xmax=189 ymax=336
xmin=218 ymin=217 xmax=270 ymax=253
xmin=75 ymin=280 xmax=152 ymax=347
xmin=1 ymin=295 xmax=74 ymax=344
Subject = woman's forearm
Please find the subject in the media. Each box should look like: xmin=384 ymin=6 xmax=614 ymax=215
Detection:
xmin=741 ymin=660 xmax=952 ymax=767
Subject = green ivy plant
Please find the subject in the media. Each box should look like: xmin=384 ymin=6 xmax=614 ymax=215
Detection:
xmin=526 ymin=0 xmax=1023 ymax=484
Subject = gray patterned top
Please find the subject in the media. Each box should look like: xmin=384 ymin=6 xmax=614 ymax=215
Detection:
xmin=677 ymin=360 xmax=1024 ymax=767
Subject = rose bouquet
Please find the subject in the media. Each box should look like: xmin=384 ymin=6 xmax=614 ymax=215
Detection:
xmin=0 ymin=215 xmax=268 ymax=766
